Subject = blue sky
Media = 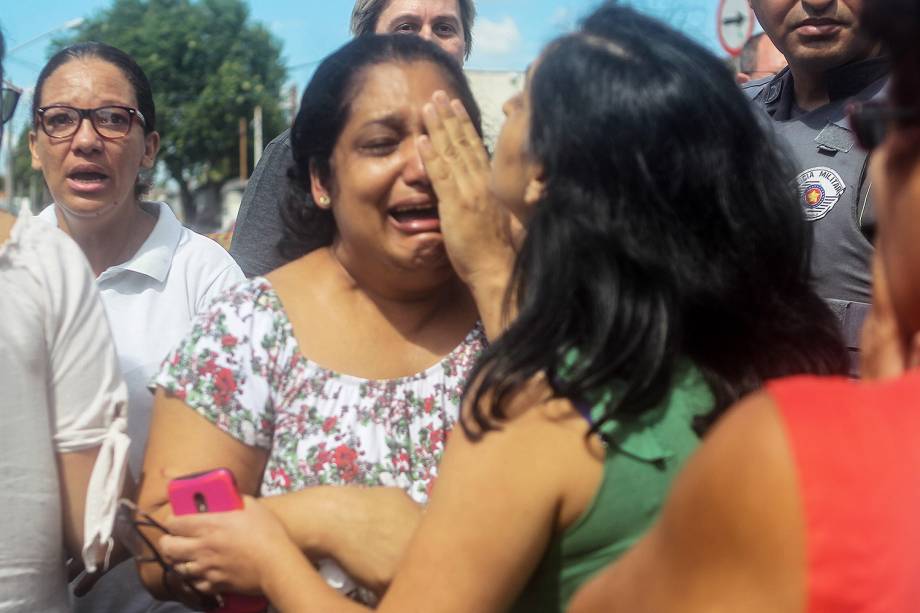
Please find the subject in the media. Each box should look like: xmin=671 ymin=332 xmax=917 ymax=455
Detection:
xmin=2 ymin=0 xmax=733 ymax=95
xmin=1 ymin=0 xmax=754 ymax=148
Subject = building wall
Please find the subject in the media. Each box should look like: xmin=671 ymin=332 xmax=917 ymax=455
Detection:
xmin=465 ymin=69 xmax=524 ymax=152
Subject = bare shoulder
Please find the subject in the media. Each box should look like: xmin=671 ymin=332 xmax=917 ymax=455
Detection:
xmin=381 ymin=388 xmax=601 ymax=613
xmin=569 ymin=391 xmax=806 ymax=613
xmin=0 ymin=210 xmax=14 ymax=245
xmin=266 ymin=249 xmax=342 ymax=315
xmin=266 ymin=248 xmax=334 ymax=287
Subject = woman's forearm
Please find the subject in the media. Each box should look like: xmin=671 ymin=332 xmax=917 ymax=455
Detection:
xmin=261 ymin=486 xmax=422 ymax=593
xmin=259 ymin=487 xmax=341 ymax=557
xmin=465 ymin=268 xmax=514 ymax=342
xmin=261 ymin=542 xmax=370 ymax=613
xmin=56 ymin=448 xmax=100 ymax=562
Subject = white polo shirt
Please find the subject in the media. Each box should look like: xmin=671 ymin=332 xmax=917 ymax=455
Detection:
xmin=39 ymin=201 xmax=244 ymax=475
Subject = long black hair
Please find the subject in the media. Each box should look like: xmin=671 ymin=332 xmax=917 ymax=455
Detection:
xmin=279 ymin=34 xmax=482 ymax=260
xmin=464 ymin=2 xmax=847 ymax=438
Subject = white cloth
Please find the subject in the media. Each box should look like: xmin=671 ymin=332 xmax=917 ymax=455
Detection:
xmin=39 ymin=201 xmax=243 ymax=613
xmin=81 ymin=415 xmax=130 ymax=573
xmin=0 ymin=208 xmax=127 ymax=613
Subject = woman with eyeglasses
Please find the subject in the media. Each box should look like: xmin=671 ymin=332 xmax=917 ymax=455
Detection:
xmin=568 ymin=1 xmax=920 ymax=611
xmin=28 ymin=42 xmax=243 ymax=613
xmin=0 ymin=32 xmax=130 ymax=613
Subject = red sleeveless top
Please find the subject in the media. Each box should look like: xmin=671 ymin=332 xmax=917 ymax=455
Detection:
xmin=768 ymin=372 xmax=920 ymax=613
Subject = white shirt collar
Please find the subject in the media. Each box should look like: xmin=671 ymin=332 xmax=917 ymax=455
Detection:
xmin=38 ymin=201 xmax=183 ymax=283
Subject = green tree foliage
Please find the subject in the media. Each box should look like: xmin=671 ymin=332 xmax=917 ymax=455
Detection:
xmin=54 ymin=0 xmax=287 ymax=223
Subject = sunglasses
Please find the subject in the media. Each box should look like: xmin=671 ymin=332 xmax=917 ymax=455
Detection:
xmin=1 ymin=85 xmax=21 ymax=125
xmin=847 ymin=100 xmax=920 ymax=151
xmin=115 ymin=499 xmax=222 ymax=610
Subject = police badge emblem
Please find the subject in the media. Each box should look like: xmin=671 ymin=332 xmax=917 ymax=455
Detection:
xmin=796 ymin=167 xmax=847 ymax=221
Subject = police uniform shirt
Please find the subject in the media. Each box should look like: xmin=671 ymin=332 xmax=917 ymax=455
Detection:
xmin=742 ymin=57 xmax=889 ymax=363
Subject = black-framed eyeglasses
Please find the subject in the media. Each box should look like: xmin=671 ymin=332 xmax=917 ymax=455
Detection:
xmin=36 ymin=105 xmax=146 ymax=140
xmin=1 ymin=85 xmax=21 ymax=125
xmin=847 ymin=100 xmax=920 ymax=151
xmin=115 ymin=499 xmax=222 ymax=610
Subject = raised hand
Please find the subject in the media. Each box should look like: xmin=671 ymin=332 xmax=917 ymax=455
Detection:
xmin=418 ymin=90 xmax=518 ymax=339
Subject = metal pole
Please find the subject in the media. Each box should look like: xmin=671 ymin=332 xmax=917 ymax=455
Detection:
xmin=253 ymin=105 xmax=263 ymax=167
xmin=239 ymin=117 xmax=248 ymax=180
xmin=6 ymin=128 xmax=14 ymax=211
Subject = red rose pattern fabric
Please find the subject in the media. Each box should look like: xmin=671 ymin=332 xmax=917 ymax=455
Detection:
xmin=155 ymin=278 xmax=486 ymax=504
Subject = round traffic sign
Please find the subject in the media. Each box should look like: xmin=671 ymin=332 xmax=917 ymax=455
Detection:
xmin=717 ymin=0 xmax=755 ymax=57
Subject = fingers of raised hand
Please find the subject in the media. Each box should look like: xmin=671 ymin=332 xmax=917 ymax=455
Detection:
xmin=433 ymin=92 xmax=470 ymax=152
xmin=432 ymin=91 xmax=490 ymax=174
xmin=449 ymin=98 xmax=490 ymax=170
xmin=418 ymin=135 xmax=459 ymax=204
xmin=423 ymin=97 xmax=464 ymax=170
xmin=424 ymin=92 xmax=485 ymax=168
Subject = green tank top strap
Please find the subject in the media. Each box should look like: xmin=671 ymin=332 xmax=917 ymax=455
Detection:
xmin=510 ymin=362 xmax=714 ymax=613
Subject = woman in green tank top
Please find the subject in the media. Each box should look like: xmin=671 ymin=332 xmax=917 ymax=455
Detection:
xmin=153 ymin=5 xmax=847 ymax=612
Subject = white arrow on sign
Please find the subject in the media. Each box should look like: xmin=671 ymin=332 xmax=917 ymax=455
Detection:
xmin=717 ymin=0 xmax=755 ymax=57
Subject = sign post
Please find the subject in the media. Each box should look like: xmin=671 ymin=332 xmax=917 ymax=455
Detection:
xmin=717 ymin=0 xmax=755 ymax=57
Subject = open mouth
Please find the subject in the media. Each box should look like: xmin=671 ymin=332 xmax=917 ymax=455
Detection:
xmin=388 ymin=202 xmax=441 ymax=234
xmin=69 ymin=171 xmax=109 ymax=183
xmin=390 ymin=204 xmax=439 ymax=223
xmin=66 ymin=168 xmax=111 ymax=194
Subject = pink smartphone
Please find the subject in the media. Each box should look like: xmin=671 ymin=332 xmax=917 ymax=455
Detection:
xmin=168 ymin=468 xmax=268 ymax=613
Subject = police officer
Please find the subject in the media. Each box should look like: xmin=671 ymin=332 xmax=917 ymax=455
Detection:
xmin=743 ymin=0 xmax=886 ymax=373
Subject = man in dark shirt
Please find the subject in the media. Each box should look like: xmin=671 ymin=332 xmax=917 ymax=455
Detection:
xmin=742 ymin=0 xmax=886 ymax=372
xmin=230 ymin=0 xmax=476 ymax=277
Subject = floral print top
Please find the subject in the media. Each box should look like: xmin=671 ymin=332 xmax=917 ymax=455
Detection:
xmin=155 ymin=277 xmax=486 ymax=505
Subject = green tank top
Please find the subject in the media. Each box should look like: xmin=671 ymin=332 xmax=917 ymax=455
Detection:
xmin=509 ymin=362 xmax=714 ymax=613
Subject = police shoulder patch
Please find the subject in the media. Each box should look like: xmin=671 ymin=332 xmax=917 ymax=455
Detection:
xmin=796 ymin=166 xmax=846 ymax=221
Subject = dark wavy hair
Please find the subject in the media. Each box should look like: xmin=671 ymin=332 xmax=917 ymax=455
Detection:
xmin=464 ymin=2 xmax=848 ymax=439
xmin=279 ymin=34 xmax=482 ymax=260
xmin=32 ymin=42 xmax=156 ymax=197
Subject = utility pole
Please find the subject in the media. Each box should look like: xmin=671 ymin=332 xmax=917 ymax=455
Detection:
xmin=253 ymin=105 xmax=263 ymax=167
xmin=289 ymin=85 xmax=298 ymax=123
xmin=239 ymin=117 xmax=248 ymax=180
xmin=5 ymin=129 xmax=13 ymax=210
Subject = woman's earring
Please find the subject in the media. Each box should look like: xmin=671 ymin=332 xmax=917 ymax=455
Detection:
xmin=317 ymin=194 xmax=331 ymax=207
